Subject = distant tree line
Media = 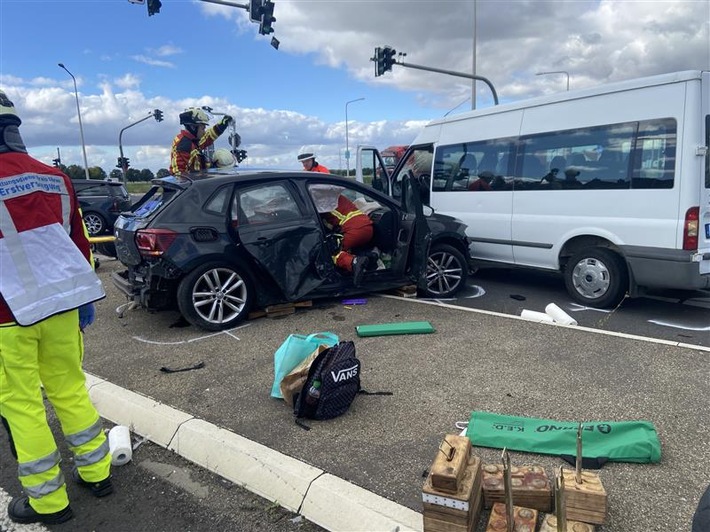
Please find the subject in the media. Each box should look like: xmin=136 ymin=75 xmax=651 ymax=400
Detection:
xmin=55 ymin=164 xmax=170 ymax=182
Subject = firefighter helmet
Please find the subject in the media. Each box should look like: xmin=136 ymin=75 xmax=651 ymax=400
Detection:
xmin=179 ymin=107 xmax=210 ymax=126
xmin=0 ymin=90 xmax=21 ymax=127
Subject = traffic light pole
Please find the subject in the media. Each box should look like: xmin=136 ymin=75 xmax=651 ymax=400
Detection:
xmin=396 ymin=60 xmax=499 ymax=105
xmin=118 ymin=110 xmax=163 ymax=185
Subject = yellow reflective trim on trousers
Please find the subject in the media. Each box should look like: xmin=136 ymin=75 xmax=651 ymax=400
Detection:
xmin=333 ymin=251 xmax=344 ymax=264
xmin=65 ymin=418 xmax=102 ymax=447
xmin=74 ymin=439 xmax=109 ymax=467
xmin=17 ymin=449 xmax=61 ymax=477
xmin=22 ymin=470 xmax=65 ymax=499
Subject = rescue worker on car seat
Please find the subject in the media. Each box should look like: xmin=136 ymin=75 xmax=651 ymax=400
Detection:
xmin=0 ymin=89 xmax=113 ymax=525
xmin=323 ymin=194 xmax=374 ymax=286
xmin=170 ymin=107 xmax=232 ymax=175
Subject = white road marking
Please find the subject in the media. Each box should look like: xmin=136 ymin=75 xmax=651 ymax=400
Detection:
xmin=0 ymin=486 xmax=49 ymax=532
xmin=647 ymin=319 xmax=710 ymax=332
xmin=132 ymin=323 xmax=251 ymax=345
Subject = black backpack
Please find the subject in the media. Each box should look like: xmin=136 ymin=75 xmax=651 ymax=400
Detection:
xmin=294 ymin=341 xmax=361 ymax=423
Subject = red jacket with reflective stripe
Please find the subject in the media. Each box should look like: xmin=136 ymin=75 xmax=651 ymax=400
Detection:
xmin=170 ymin=122 xmax=228 ymax=175
xmin=0 ymin=153 xmax=91 ymax=324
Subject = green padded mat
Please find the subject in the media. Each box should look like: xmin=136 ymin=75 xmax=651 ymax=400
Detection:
xmin=355 ymin=321 xmax=435 ymax=337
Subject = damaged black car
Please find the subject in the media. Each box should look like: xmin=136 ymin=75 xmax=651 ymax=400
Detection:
xmin=112 ymin=170 xmax=472 ymax=331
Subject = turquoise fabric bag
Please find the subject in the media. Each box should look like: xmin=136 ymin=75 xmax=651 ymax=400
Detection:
xmin=270 ymin=332 xmax=339 ymax=399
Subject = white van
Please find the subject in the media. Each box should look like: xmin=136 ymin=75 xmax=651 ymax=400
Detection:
xmin=356 ymin=70 xmax=710 ymax=307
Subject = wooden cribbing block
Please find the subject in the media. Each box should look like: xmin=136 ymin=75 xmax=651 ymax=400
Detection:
xmin=561 ymin=469 xmax=608 ymax=525
xmin=422 ymin=454 xmax=482 ymax=532
xmin=482 ymin=463 xmax=552 ymax=511
xmin=484 ymin=502 xmax=538 ymax=531
xmin=540 ymin=514 xmax=596 ymax=531
xmin=430 ymin=435 xmax=472 ymax=492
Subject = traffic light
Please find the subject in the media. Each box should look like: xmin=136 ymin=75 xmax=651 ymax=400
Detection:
xmin=382 ymin=46 xmax=396 ymax=74
xmin=259 ymin=0 xmax=275 ymax=35
xmin=374 ymin=47 xmax=385 ymax=77
xmin=147 ymin=0 xmax=161 ymax=16
xmin=52 ymin=158 xmax=61 ymax=168
xmin=116 ymin=157 xmax=130 ymax=170
xmin=374 ymin=46 xmax=396 ymax=77
xmin=153 ymin=109 xmax=164 ymax=122
xmin=249 ymin=0 xmax=262 ymax=23
xmin=233 ymin=150 xmax=248 ymax=163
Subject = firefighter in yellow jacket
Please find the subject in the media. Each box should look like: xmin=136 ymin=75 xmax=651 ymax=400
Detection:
xmin=0 ymin=90 xmax=112 ymax=525
xmin=170 ymin=107 xmax=232 ymax=175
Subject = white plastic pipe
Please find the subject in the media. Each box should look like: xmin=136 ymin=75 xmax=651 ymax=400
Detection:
xmin=520 ymin=310 xmax=555 ymax=323
xmin=544 ymin=303 xmax=578 ymax=326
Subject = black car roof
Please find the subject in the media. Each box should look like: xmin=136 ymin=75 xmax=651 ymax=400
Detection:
xmin=154 ymin=170 xmax=365 ymax=189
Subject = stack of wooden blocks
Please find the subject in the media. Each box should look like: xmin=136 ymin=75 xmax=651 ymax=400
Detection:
xmin=422 ymin=435 xmax=483 ymax=532
xmin=484 ymin=503 xmax=538 ymax=531
xmin=539 ymin=514 xmax=596 ymax=531
xmin=560 ymin=469 xmax=608 ymax=525
xmin=481 ymin=463 xmax=553 ymax=512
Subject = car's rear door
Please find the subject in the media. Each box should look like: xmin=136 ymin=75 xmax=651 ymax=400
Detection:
xmin=233 ymin=180 xmax=327 ymax=300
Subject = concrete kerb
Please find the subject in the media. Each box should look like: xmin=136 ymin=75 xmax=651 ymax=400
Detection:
xmin=84 ymin=372 xmax=422 ymax=532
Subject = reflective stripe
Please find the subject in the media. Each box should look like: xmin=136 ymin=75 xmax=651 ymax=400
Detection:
xmin=333 ymin=251 xmax=344 ymax=264
xmin=18 ymin=449 xmax=61 ymax=477
xmin=74 ymin=439 xmax=110 ymax=467
xmin=24 ymin=471 xmax=65 ymax=499
xmin=330 ymin=209 xmax=365 ymax=225
xmin=65 ymin=419 xmax=103 ymax=447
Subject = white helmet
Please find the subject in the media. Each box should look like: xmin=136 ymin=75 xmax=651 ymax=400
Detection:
xmin=297 ymin=147 xmax=316 ymax=163
xmin=212 ymin=148 xmax=236 ymax=168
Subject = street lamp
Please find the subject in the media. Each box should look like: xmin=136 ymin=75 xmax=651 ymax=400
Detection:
xmin=58 ymin=63 xmax=90 ymax=179
xmin=536 ymin=70 xmax=570 ymax=91
xmin=345 ymin=97 xmax=365 ymax=177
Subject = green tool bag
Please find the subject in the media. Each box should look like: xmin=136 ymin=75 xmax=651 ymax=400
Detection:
xmin=466 ymin=411 xmax=661 ymax=465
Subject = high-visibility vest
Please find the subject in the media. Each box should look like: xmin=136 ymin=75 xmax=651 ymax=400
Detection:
xmin=0 ymin=167 xmax=104 ymax=325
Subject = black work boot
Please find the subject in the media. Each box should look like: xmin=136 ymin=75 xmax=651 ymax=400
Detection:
xmin=352 ymin=255 xmax=369 ymax=287
xmin=73 ymin=468 xmax=114 ymax=497
xmin=7 ymin=497 xmax=74 ymax=525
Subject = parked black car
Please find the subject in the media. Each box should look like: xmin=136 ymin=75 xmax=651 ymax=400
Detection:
xmin=72 ymin=179 xmax=132 ymax=236
xmin=112 ymin=170 xmax=472 ymax=331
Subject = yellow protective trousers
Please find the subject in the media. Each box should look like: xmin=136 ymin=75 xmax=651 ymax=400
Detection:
xmin=0 ymin=310 xmax=111 ymax=514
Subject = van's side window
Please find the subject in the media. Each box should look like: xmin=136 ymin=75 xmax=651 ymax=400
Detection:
xmin=433 ymin=118 xmax=676 ymax=192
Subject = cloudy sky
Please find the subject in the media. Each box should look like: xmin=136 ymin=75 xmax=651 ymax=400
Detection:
xmin=1 ymin=0 xmax=708 ymax=174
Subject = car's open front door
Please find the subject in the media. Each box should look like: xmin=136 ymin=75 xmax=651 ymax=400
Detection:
xmin=401 ymin=171 xmax=431 ymax=290
xmin=355 ymin=145 xmax=391 ymax=195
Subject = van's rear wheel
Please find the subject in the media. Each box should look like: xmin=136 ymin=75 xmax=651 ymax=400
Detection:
xmin=564 ymin=248 xmax=627 ymax=308
xmin=177 ymin=262 xmax=253 ymax=331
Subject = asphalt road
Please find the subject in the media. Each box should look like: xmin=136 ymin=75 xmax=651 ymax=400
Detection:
xmin=2 ymin=255 xmax=708 ymax=531
xmin=446 ymin=267 xmax=710 ymax=348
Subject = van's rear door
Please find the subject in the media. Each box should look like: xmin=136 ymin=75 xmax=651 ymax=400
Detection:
xmin=700 ymin=71 xmax=710 ymax=275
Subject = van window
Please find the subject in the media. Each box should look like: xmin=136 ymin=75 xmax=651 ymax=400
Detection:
xmin=433 ymin=139 xmax=515 ymax=192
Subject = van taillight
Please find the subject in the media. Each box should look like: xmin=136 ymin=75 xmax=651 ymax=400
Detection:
xmin=135 ymin=229 xmax=178 ymax=257
xmin=682 ymin=207 xmax=699 ymax=251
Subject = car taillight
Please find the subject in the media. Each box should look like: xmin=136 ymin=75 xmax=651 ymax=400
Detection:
xmin=682 ymin=206 xmax=699 ymax=251
xmin=135 ymin=229 xmax=178 ymax=257
xmin=110 ymin=198 xmax=122 ymax=212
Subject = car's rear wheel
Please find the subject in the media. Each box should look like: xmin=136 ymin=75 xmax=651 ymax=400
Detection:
xmin=422 ymin=244 xmax=468 ymax=298
xmin=177 ymin=262 xmax=253 ymax=331
xmin=83 ymin=212 xmax=105 ymax=236
xmin=564 ymin=247 xmax=627 ymax=308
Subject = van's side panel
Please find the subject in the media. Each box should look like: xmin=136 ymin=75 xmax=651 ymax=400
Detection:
xmin=431 ymin=110 xmax=523 ymax=263
xmin=699 ymin=72 xmax=710 ymax=276
xmin=511 ymin=82 xmax=687 ymax=270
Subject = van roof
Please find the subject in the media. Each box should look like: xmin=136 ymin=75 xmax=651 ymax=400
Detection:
xmin=426 ymin=70 xmax=705 ymax=128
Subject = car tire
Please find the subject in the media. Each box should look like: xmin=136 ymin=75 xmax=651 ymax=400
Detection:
xmin=422 ymin=243 xmax=468 ymax=298
xmin=177 ymin=262 xmax=253 ymax=331
xmin=83 ymin=212 xmax=105 ymax=236
xmin=564 ymin=247 xmax=627 ymax=308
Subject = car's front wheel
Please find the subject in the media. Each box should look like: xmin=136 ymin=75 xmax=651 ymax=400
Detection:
xmin=177 ymin=262 xmax=253 ymax=331
xmin=83 ymin=212 xmax=105 ymax=236
xmin=422 ymin=244 xmax=468 ymax=298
